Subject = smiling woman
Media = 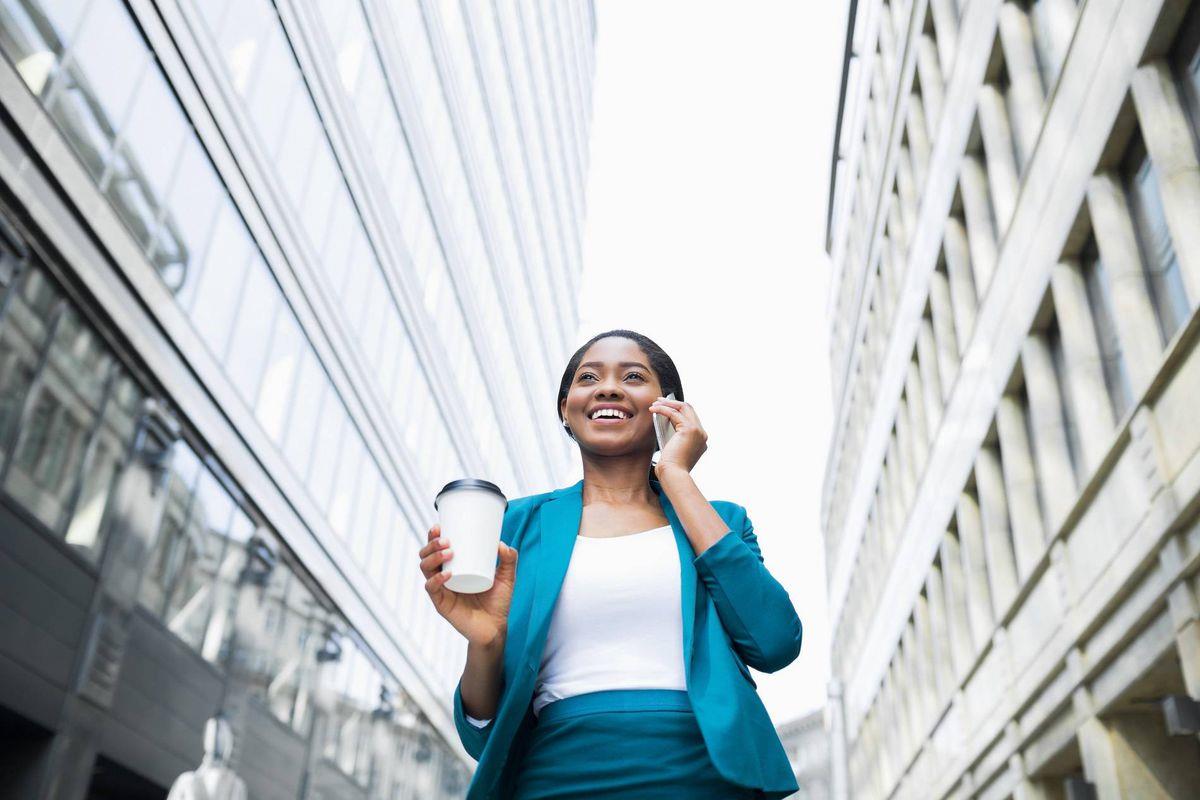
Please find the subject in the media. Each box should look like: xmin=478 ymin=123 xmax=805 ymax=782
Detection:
xmin=419 ymin=328 xmax=803 ymax=799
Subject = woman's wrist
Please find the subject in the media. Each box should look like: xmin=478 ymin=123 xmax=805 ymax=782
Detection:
xmin=469 ymin=629 xmax=507 ymax=653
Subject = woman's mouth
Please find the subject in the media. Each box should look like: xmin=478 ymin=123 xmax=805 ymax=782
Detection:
xmin=587 ymin=409 xmax=633 ymax=425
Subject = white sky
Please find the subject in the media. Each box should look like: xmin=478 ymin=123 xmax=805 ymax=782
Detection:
xmin=570 ymin=1 xmax=850 ymax=726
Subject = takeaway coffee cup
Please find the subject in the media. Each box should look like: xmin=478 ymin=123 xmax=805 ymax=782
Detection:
xmin=434 ymin=479 xmax=508 ymax=594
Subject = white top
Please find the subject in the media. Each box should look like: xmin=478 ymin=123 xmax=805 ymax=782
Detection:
xmin=465 ymin=524 xmax=685 ymax=728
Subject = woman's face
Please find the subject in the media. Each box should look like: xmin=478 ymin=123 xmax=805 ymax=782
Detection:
xmin=560 ymin=337 xmax=664 ymax=456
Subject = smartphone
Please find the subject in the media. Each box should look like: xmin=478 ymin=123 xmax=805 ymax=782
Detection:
xmin=653 ymin=392 xmax=677 ymax=451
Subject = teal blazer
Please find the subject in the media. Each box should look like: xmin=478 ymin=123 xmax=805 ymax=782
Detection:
xmin=452 ymin=479 xmax=803 ymax=799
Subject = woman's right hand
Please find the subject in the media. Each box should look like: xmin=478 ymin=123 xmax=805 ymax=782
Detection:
xmin=419 ymin=523 xmax=518 ymax=648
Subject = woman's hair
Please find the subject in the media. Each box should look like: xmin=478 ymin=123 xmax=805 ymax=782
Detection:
xmin=556 ymin=329 xmax=684 ymax=442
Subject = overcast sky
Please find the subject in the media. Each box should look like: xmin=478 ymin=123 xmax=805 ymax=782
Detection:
xmin=569 ymin=1 xmax=850 ymax=725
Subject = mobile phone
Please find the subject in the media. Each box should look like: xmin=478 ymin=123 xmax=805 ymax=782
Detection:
xmin=653 ymin=392 xmax=677 ymax=451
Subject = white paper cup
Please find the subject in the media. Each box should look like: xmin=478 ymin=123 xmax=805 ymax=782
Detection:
xmin=434 ymin=479 xmax=508 ymax=594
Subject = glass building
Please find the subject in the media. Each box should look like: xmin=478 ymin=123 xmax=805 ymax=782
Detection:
xmin=823 ymin=1 xmax=1200 ymax=798
xmin=0 ymin=0 xmax=594 ymax=797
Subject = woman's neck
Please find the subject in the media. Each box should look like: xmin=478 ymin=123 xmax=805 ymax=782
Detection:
xmin=579 ymin=453 xmax=657 ymax=507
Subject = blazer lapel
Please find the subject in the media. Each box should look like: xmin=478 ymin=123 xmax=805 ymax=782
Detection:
xmin=658 ymin=489 xmax=698 ymax=671
xmin=518 ymin=479 xmax=699 ymax=676
xmin=521 ymin=481 xmax=584 ymax=673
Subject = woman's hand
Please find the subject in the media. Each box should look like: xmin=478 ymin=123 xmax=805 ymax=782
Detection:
xmin=418 ymin=523 xmax=518 ymax=648
xmin=649 ymin=395 xmax=708 ymax=479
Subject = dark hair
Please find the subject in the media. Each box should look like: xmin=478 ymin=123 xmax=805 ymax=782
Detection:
xmin=556 ymin=329 xmax=684 ymax=446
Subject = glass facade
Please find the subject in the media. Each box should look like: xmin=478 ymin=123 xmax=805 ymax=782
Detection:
xmin=0 ymin=0 xmax=594 ymax=795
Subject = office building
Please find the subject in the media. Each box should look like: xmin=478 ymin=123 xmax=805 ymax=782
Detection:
xmin=0 ymin=0 xmax=594 ymax=796
xmin=777 ymin=709 xmax=832 ymax=800
xmin=823 ymin=0 xmax=1200 ymax=797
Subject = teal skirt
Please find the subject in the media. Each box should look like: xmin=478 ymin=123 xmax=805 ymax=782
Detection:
xmin=509 ymin=689 xmax=763 ymax=799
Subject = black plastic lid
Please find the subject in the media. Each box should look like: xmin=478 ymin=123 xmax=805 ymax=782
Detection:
xmin=434 ymin=479 xmax=508 ymax=510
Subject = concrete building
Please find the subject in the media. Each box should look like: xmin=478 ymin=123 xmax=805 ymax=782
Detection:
xmin=777 ymin=709 xmax=833 ymax=800
xmin=822 ymin=0 xmax=1200 ymax=798
xmin=0 ymin=0 xmax=593 ymax=797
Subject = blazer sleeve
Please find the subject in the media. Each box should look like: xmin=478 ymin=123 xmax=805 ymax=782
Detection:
xmin=453 ymin=679 xmax=497 ymax=760
xmin=692 ymin=503 xmax=803 ymax=673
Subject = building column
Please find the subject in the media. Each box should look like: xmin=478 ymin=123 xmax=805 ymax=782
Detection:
xmin=896 ymin=146 xmax=920 ymax=238
xmin=828 ymin=680 xmax=850 ymax=800
xmin=900 ymin=623 xmax=926 ymax=744
xmin=906 ymin=361 xmax=932 ymax=467
xmin=1074 ymin=687 xmax=1200 ymax=799
xmin=917 ymin=34 xmax=947 ymax=132
xmin=994 ymin=395 xmax=1046 ymax=580
xmin=1048 ymin=259 xmax=1116 ymax=474
xmin=960 ymin=155 xmax=1000 ymax=292
xmin=975 ymin=448 xmax=1020 ymax=616
xmin=1162 ymin=540 xmax=1200 ymax=698
xmin=928 ymin=266 xmax=960 ymax=397
xmin=943 ymin=215 xmax=978 ymax=345
xmin=1021 ymin=335 xmax=1078 ymax=532
xmin=894 ymin=403 xmax=919 ymax=505
xmin=925 ymin=564 xmax=955 ymax=700
xmin=955 ymin=493 xmax=996 ymax=651
xmin=907 ymin=94 xmax=932 ymax=186
xmin=976 ymin=86 xmax=1021 ymax=233
xmin=1130 ymin=61 xmax=1200 ymax=303
xmin=1037 ymin=0 xmax=1078 ymax=79
xmin=997 ymin=2 xmax=1047 ymax=167
xmin=1086 ymin=173 xmax=1165 ymax=394
xmin=928 ymin=0 xmax=959 ymax=74
xmin=940 ymin=533 xmax=977 ymax=679
xmin=916 ymin=318 xmax=944 ymax=431
xmin=916 ymin=592 xmax=946 ymax=720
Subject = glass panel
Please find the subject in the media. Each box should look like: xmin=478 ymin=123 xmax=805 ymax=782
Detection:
xmin=0 ymin=0 xmax=83 ymax=97
xmin=160 ymin=137 xmax=223 ymax=298
xmin=139 ymin=442 xmax=204 ymax=617
xmin=306 ymin=389 xmax=346 ymax=512
xmin=64 ymin=370 xmax=141 ymax=557
xmin=266 ymin=570 xmax=324 ymax=735
xmin=69 ymin=2 xmax=146 ymax=127
xmin=224 ymin=528 xmax=291 ymax=705
xmin=0 ymin=268 xmax=59 ymax=472
xmin=161 ymin=465 xmax=254 ymax=652
xmin=200 ymin=508 xmax=254 ymax=664
xmin=187 ymin=201 xmax=252 ymax=359
xmin=280 ymin=347 xmax=323 ymax=478
xmin=254 ymin=307 xmax=302 ymax=444
xmin=224 ymin=257 xmax=280 ymax=403
xmin=5 ymin=305 xmax=112 ymax=535
xmin=116 ymin=65 xmax=187 ymax=206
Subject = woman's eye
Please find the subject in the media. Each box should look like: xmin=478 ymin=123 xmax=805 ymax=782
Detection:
xmin=625 ymin=373 xmax=644 ymax=381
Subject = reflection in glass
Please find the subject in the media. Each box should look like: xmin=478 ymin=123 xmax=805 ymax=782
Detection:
xmin=5 ymin=305 xmax=113 ymax=537
xmin=224 ymin=258 xmax=280 ymax=403
xmin=0 ymin=268 xmax=58 ymax=473
xmin=64 ymin=372 xmax=141 ymax=555
xmin=254 ymin=309 xmax=302 ymax=445
xmin=139 ymin=441 xmax=200 ymax=614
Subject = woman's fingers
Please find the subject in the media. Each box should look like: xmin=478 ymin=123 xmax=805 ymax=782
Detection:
xmin=425 ymin=570 xmax=452 ymax=598
xmin=419 ymin=547 xmax=453 ymax=578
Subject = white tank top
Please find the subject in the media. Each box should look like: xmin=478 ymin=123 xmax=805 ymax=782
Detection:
xmin=531 ymin=524 xmax=686 ymax=716
xmin=463 ymin=524 xmax=686 ymax=728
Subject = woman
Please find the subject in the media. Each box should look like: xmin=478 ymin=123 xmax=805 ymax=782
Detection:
xmin=418 ymin=330 xmax=802 ymax=799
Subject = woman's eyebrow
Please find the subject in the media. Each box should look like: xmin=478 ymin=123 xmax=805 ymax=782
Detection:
xmin=578 ymin=361 xmax=650 ymax=371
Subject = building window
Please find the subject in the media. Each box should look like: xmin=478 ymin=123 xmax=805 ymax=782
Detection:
xmin=1122 ymin=135 xmax=1191 ymax=343
xmin=1170 ymin=0 xmax=1200 ymax=141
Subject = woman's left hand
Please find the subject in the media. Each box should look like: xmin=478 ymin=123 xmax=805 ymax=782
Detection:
xmin=649 ymin=396 xmax=708 ymax=478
